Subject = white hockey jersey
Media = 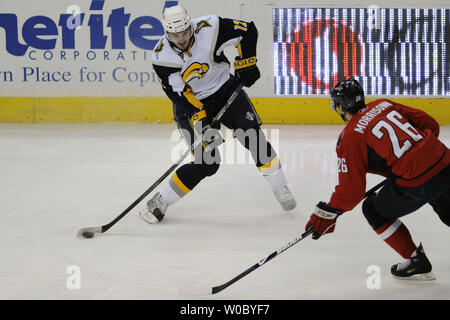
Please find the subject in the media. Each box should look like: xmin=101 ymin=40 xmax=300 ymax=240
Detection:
xmin=152 ymin=14 xmax=258 ymax=112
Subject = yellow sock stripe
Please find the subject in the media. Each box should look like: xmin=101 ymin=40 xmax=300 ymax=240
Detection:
xmin=172 ymin=172 xmax=191 ymax=195
xmin=258 ymin=156 xmax=280 ymax=172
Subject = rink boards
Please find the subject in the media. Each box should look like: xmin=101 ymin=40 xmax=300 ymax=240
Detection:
xmin=0 ymin=1 xmax=449 ymax=124
xmin=0 ymin=97 xmax=449 ymax=124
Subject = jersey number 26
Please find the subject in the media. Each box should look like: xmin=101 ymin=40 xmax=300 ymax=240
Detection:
xmin=371 ymin=110 xmax=423 ymax=159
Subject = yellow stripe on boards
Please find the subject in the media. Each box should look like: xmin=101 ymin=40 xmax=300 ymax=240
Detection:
xmin=0 ymin=97 xmax=173 ymax=122
xmin=1 ymin=97 xmax=449 ymax=124
xmin=0 ymin=97 xmax=35 ymax=122
xmin=252 ymin=97 xmax=450 ymax=124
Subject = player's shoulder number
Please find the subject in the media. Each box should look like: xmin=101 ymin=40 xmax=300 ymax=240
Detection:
xmin=233 ymin=20 xmax=248 ymax=31
xmin=371 ymin=110 xmax=423 ymax=159
xmin=337 ymin=157 xmax=348 ymax=173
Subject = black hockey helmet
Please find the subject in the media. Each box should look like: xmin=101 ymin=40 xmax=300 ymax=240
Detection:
xmin=330 ymin=78 xmax=365 ymax=114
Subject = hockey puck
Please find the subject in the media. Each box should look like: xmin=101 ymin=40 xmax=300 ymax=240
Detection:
xmin=83 ymin=231 xmax=94 ymax=239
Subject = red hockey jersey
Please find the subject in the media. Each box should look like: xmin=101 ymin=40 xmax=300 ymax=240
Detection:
xmin=328 ymin=99 xmax=450 ymax=212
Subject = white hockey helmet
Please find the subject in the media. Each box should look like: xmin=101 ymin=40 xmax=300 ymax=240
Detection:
xmin=162 ymin=5 xmax=193 ymax=39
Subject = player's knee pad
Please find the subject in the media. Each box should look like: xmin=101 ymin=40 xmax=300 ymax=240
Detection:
xmin=234 ymin=126 xmax=276 ymax=167
xmin=192 ymin=148 xmax=221 ymax=178
xmin=194 ymin=162 xmax=220 ymax=178
xmin=175 ymin=160 xmax=219 ymax=192
xmin=430 ymin=189 xmax=450 ymax=227
xmin=362 ymin=194 xmax=388 ymax=230
xmin=435 ymin=208 xmax=450 ymax=227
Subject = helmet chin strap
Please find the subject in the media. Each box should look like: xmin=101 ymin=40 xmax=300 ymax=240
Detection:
xmin=335 ymin=106 xmax=348 ymax=122
xmin=166 ymin=25 xmax=195 ymax=53
xmin=168 ymin=35 xmax=195 ymax=55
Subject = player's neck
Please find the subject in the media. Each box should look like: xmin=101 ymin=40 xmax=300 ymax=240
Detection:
xmin=345 ymin=113 xmax=353 ymax=121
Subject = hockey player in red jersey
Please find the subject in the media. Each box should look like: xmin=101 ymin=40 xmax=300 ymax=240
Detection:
xmin=305 ymin=78 xmax=450 ymax=280
xmin=139 ymin=5 xmax=297 ymax=224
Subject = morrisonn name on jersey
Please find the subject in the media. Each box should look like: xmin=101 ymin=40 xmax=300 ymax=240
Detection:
xmin=354 ymin=101 xmax=393 ymax=134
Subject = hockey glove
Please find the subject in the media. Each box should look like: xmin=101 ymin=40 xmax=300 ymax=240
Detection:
xmin=234 ymin=56 xmax=260 ymax=88
xmin=191 ymin=109 xmax=224 ymax=152
xmin=305 ymin=202 xmax=343 ymax=240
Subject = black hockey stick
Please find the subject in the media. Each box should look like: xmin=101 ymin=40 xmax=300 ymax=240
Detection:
xmin=77 ymin=83 xmax=243 ymax=239
xmin=180 ymin=178 xmax=388 ymax=296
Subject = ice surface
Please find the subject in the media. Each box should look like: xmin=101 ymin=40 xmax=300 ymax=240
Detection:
xmin=0 ymin=123 xmax=449 ymax=300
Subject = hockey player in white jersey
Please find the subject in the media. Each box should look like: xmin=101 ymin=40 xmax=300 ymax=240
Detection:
xmin=140 ymin=4 xmax=297 ymax=224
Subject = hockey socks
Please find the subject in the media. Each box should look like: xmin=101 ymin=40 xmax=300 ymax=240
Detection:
xmin=259 ymin=157 xmax=285 ymax=189
xmin=375 ymin=219 xmax=416 ymax=259
xmin=160 ymin=182 xmax=182 ymax=206
xmin=159 ymin=172 xmax=191 ymax=207
xmin=261 ymin=162 xmax=297 ymax=211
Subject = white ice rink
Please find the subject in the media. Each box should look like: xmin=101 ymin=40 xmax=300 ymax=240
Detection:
xmin=0 ymin=123 xmax=449 ymax=300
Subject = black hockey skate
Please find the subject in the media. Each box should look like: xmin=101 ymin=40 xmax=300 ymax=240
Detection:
xmin=391 ymin=243 xmax=436 ymax=281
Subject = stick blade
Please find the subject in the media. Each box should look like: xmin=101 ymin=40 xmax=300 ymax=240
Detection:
xmin=178 ymin=286 xmax=212 ymax=296
xmin=76 ymin=226 xmax=102 ymax=239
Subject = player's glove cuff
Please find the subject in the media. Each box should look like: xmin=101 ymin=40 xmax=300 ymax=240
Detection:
xmin=313 ymin=201 xmax=343 ymax=220
xmin=234 ymin=56 xmax=260 ymax=88
xmin=191 ymin=109 xmax=223 ymax=152
xmin=191 ymin=109 xmax=208 ymax=127
xmin=234 ymin=56 xmax=257 ymax=70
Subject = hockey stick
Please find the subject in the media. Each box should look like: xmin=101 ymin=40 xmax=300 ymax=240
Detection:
xmin=76 ymin=83 xmax=243 ymax=239
xmin=180 ymin=178 xmax=388 ymax=296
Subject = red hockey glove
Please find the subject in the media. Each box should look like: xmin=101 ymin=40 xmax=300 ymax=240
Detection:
xmin=305 ymin=202 xmax=343 ymax=240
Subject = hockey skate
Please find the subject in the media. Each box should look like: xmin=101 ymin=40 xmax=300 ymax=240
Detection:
xmin=273 ymin=185 xmax=297 ymax=211
xmin=139 ymin=192 xmax=168 ymax=224
xmin=391 ymin=243 xmax=436 ymax=281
